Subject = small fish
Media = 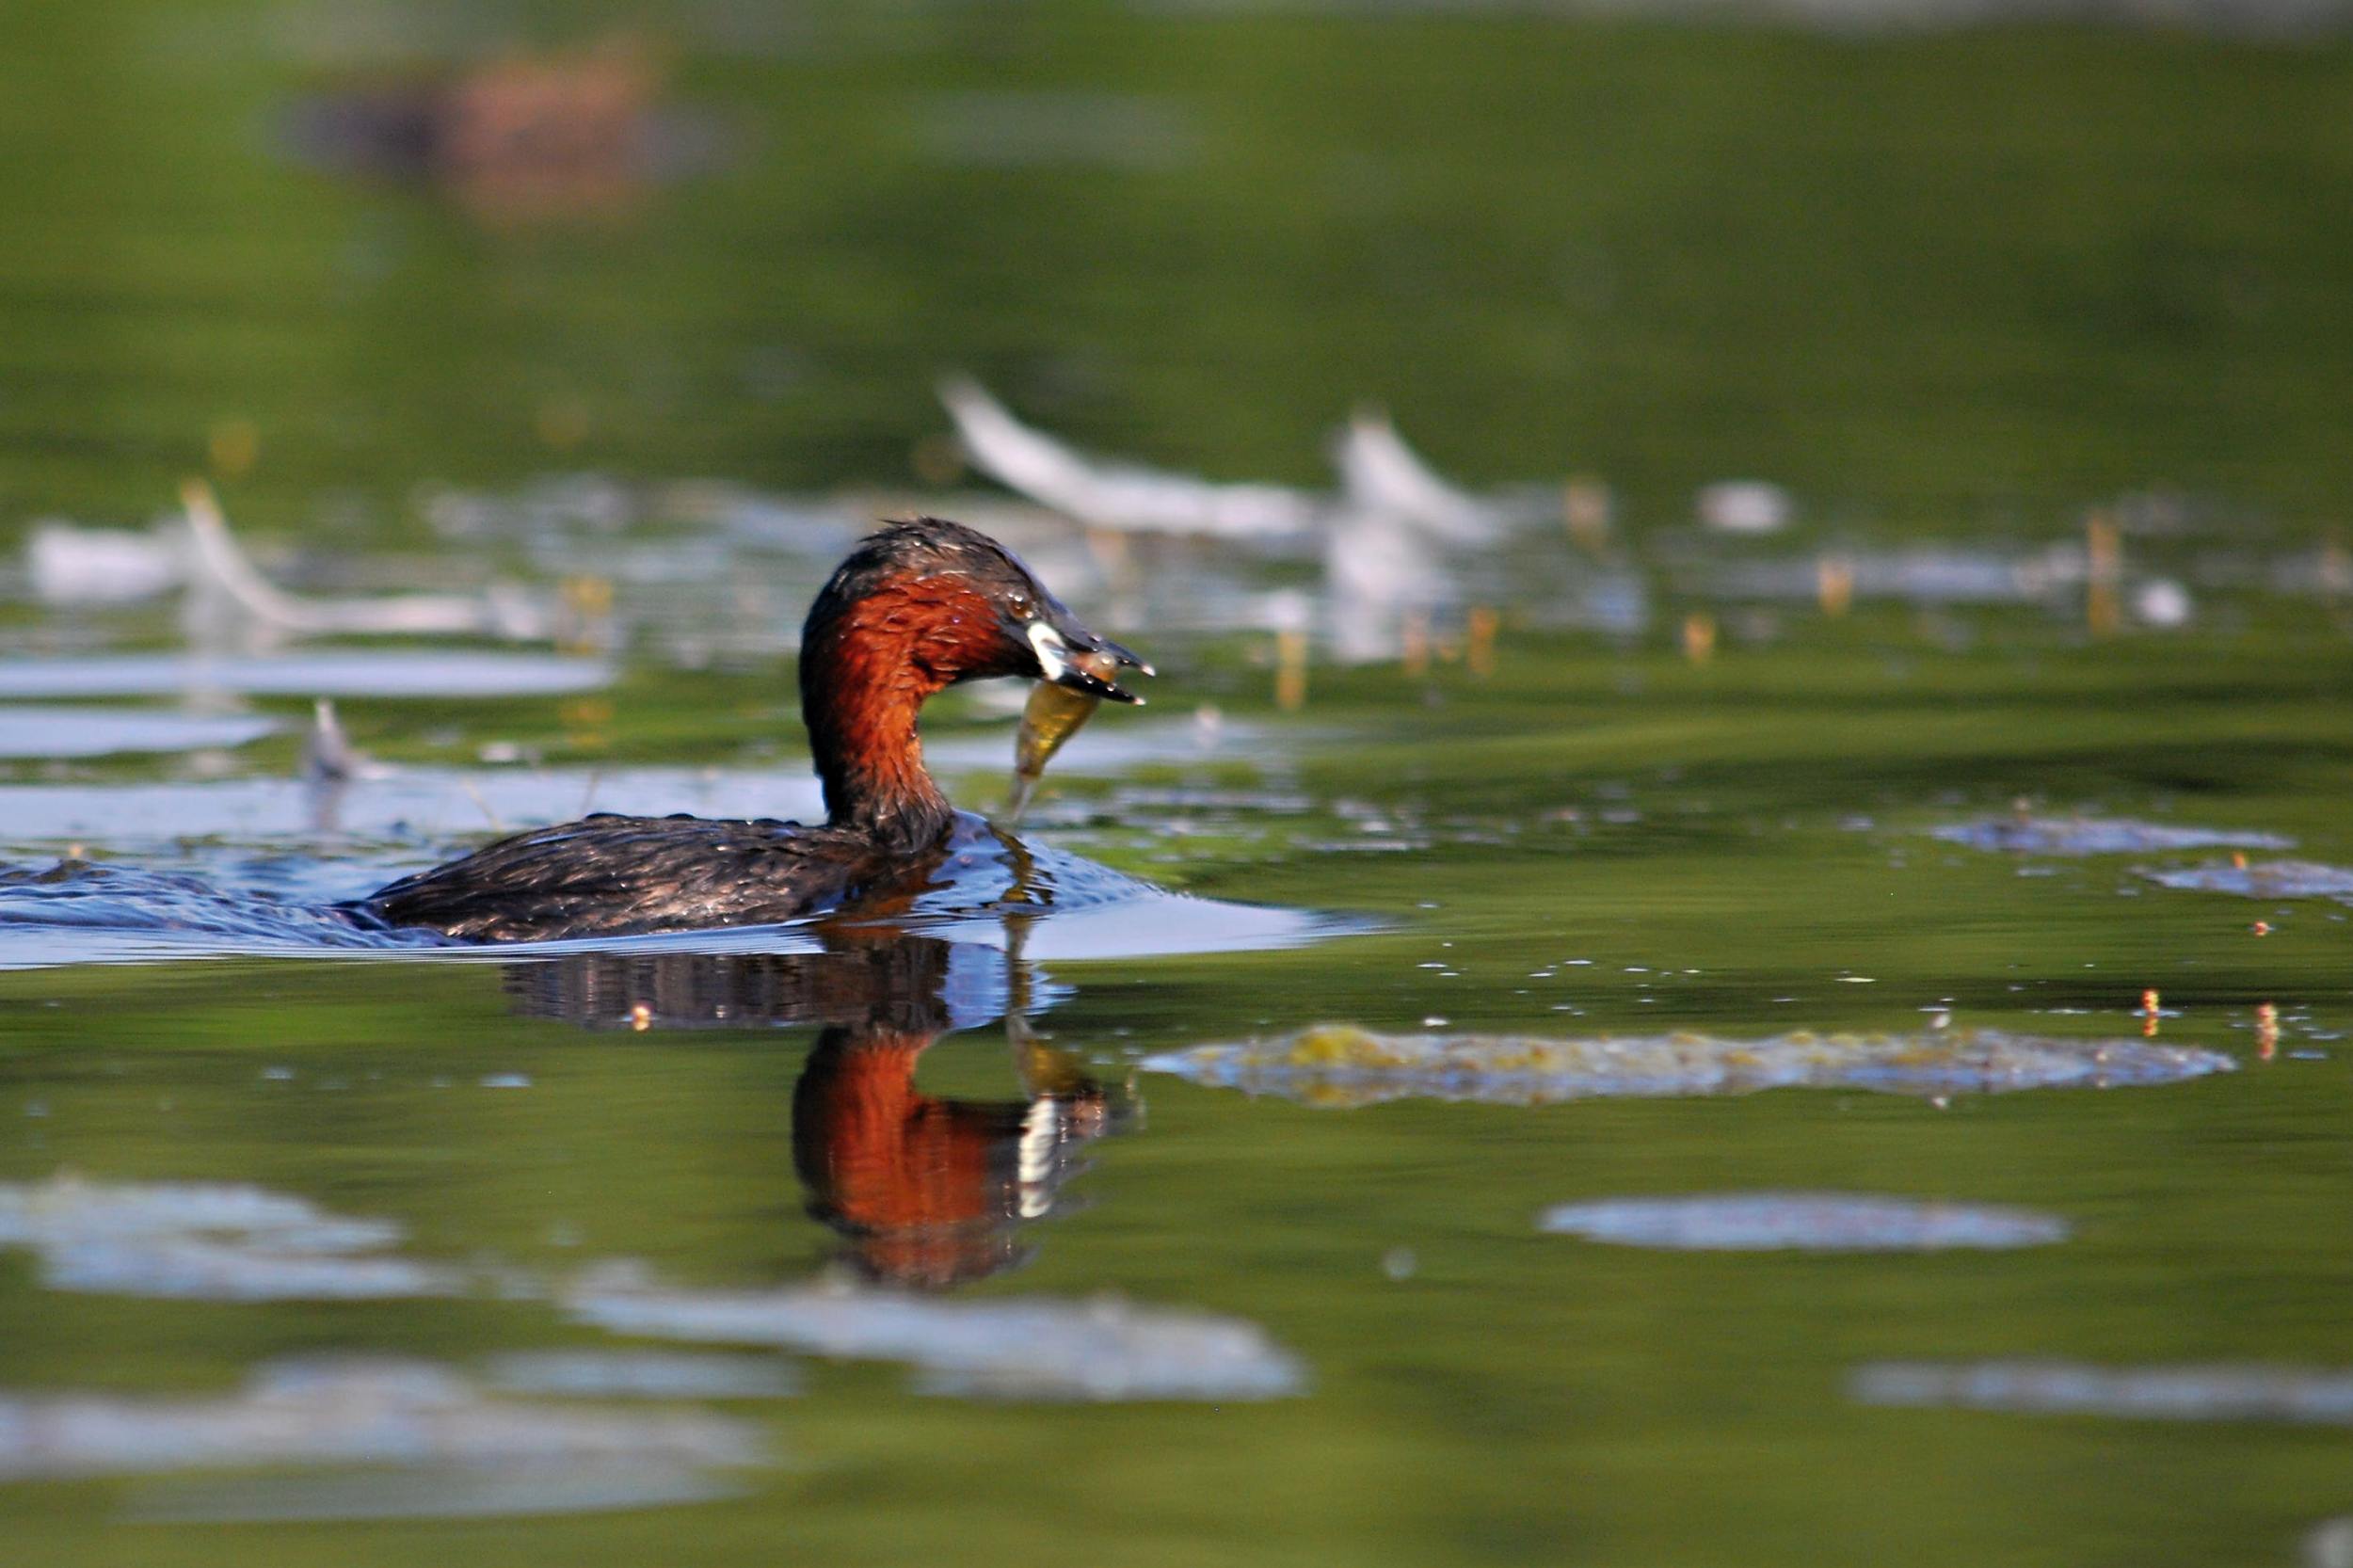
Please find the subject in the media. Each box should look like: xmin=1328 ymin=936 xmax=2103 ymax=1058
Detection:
xmin=1004 ymin=649 xmax=1123 ymax=823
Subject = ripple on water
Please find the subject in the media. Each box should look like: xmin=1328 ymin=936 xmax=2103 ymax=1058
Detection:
xmin=0 ymin=861 xmax=437 ymax=969
xmin=1539 ymin=1193 xmax=2070 ymax=1252
xmin=1929 ymin=816 xmax=2294 ymax=856
xmin=564 ymin=1267 xmax=1305 ymax=1402
xmin=1853 ymin=1362 xmax=2353 ymax=1426
xmin=1143 ymin=1025 xmax=2235 ymax=1108
xmin=0 ymin=819 xmax=1342 ymax=968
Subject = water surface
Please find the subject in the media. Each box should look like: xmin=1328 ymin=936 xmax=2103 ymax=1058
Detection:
xmin=3 ymin=6 xmax=2352 ymax=1566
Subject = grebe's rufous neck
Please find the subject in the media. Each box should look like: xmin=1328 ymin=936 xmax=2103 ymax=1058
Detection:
xmin=799 ymin=518 xmax=1142 ymax=848
xmin=354 ymin=517 xmax=1148 ymax=943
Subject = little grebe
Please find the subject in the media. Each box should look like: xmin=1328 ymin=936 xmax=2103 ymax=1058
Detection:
xmin=355 ymin=517 xmax=1147 ymax=942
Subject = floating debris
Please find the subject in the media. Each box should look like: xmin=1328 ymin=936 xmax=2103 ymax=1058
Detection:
xmin=1930 ymin=817 xmax=2292 ymax=856
xmin=1853 ymin=1361 xmax=2353 ymax=1426
xmin=2085 ymin=511 xmax=2125 ymax=636
xmin=181 ymin=480 xmax=556 ymax=641
xmin=482 ymin=1351 xmax=800 ymax=1401
xmin=1695 ymin=480 xmax=1793 ymax=535
xmin=1692 ymin=544 xmax=2076 ymax=605
xmin=0 ymin=1357 xmax=760 ymax=1497
xmin=1142 ymin=1024 xmax=2234 ymax=1108
xmin=24 ymin=520 xmax=185 ymax=605
xmin=1320 ymin=509 xmax=1455 ymax=664
xmin=2138 ymin=859 xmax=2353 ymax=902
xmin=565 ymin=1270 xmax=1305 ymax=1402
xmin=941 ymin=376 xmax=1320 ymax=539
xmin=301 ymin=698 xmax=389 ymax=785
xmin=2134 ymin=577 xmax=2194 ymax=628
xmin=0 ymin=1176 xmax=462 ymax=1301
xmin=1562 ymin=477 xmax=1614 ymax=552
xmin=1330 ymin=407 xmax=1507 ymax=544
xmin=1538 ymin=1193 xmax=2069 ymax=1252
xmin=1816 ymin=554 xmax=1856 ymax=616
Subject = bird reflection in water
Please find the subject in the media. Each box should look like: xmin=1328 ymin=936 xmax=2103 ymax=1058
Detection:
xmin=501 ymin=924 xmax=1128 ymax=1289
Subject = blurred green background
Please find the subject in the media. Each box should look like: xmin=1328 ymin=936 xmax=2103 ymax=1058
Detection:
xmin=2 ymin=0 xmax=2348 ymax=533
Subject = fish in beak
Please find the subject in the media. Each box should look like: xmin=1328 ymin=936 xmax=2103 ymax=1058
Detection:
xmin=1004 ymin=618 xmax=1153 ymax=824
xmin=1024 ymin=617 xmax=1151 ymax=705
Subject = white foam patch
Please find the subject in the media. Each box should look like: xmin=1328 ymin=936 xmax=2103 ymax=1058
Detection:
xmin=1854 ymin=1362 xmax=2353 ymax=1425
xmin=0 ymin=1357 xmax=761 ymax=1504
xmin=0 ymin=1176 xmax=462 ymax=1302
xmin=482 ymin=1352 xmax=800 ymax=1400
xmin=1539 ymin=1193 xmax=2069 ymax=1251
xmin=563 ymin=1268 xmax=1305 ymax=1402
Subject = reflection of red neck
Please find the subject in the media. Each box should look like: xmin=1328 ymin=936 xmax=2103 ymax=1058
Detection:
xmin=799 ymin=579 xmax=1000 ymax=849
xmin=794 ymin=1031 xmax=1010 ymax=1236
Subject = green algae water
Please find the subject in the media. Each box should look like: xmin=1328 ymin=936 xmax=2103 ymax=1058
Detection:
xmin=3 ymin=5 xmax=2353 ymax=1565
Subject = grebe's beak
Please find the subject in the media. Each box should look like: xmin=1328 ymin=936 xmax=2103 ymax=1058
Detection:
xmin=1025 ymin=619 xmax=1152 ymax=705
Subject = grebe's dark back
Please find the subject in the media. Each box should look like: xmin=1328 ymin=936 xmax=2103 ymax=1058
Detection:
xmin=356 ymin=518 xmax=1146 ymax=942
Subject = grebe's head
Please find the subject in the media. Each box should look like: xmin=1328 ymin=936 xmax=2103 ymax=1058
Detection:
xmin=807 ymin=517 xmax=1151 ymax=702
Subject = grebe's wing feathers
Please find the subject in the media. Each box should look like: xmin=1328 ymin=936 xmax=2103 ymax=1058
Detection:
xmin=360 ymin=813 xmax=891 ymax=942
